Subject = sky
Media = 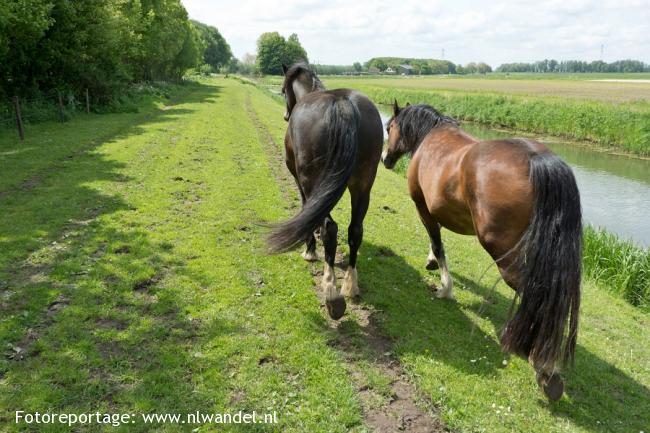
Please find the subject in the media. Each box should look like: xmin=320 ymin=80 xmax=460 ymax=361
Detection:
xmin=181 ymin=0 xmax=650 ymax=67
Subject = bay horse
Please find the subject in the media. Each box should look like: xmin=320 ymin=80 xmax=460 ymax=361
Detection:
xmin=267 ymin=63 xmax=383 ymax=320
xmin=382 ymin=101 xmax=582 ymax=401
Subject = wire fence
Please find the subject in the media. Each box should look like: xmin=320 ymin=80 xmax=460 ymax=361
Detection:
xmin=0 ymin=89 xmax=92 ymax=141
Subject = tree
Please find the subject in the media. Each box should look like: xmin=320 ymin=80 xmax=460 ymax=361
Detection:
xmin=477 ymin=62 xmax=492 ymax=74
xmin=285 ymin=33 xmax=308 ymax=64
xmin=256 ymin=32 xmax=309 ymax=75
xmin=172 ymin=22 xmax=202 ymax=80
xmin=122 ymin=0 xmax=202 ymax=82
xmin=192 ymin=20 xmax=232 ymax=70
xmin=464 ymin=62 xmax=478 ymax=74
xmin=353 ymin=62 xmax=362 ymax=72
xmin=256 ymin=32 xmax=286 ymax=75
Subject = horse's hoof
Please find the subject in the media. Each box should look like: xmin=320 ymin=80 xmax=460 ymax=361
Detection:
xmin=537 ymin=372 xmax=564 ymax=402
xmin=301 ymin=250 xmax=319 ymax=262
xmin=326 ymin=296 xmax=346 ymax=320
xmin=426 ymin=260 xmax=439 ymax=270
xmin=435 ymin=289 xmax=455 ymax=300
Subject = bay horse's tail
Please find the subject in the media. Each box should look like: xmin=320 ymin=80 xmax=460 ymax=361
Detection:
xmin=501 ymin=152 xmax=582 ymax=372
xmin=267 ymin=97 xmax=359 ymax=253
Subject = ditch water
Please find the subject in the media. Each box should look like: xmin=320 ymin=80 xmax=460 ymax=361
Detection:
xmin=378 ymin=110 xmax=650 ymax=247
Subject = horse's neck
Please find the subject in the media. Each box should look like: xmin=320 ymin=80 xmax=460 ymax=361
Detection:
xmin=293 ymin=78 xmax=325 ymax=101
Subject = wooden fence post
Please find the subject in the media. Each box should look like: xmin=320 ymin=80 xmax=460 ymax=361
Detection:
xmin=85 ymin=88 xmax=90 ymax=113
xmin=57 ymin=91 xmax=65 ymax=122
xmin=13 ymin=96 xmax=24 ymax=141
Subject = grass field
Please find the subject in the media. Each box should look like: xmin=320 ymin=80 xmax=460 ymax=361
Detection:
xmin=1 ymin=77 xmax=649 ymax=432
xmin=324 ymin=75 xmax=650 ymax=103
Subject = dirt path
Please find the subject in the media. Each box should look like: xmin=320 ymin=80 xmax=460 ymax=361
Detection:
xmin=245 ymin=91 xmax=448 ymax=433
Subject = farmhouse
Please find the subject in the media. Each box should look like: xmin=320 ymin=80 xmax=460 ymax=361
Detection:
xmin=398 ymin=64 xmax=414 ymax=75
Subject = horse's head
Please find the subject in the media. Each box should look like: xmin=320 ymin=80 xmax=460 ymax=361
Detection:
xmin=281 ymin=62 xmax=324 ymax=121
xmin=381 ymin=100 xmax=408 ymax=169
xmin=382 ymin=101 xmax=458 ymax=169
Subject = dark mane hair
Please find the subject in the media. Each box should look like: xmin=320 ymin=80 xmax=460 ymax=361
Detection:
xmin=393 ymin=104 xmax=458 ymax=153
xmin=282 ymin=62 xmax=325 ymax=93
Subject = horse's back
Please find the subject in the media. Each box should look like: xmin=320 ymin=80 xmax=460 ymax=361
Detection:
xmin=288 ymin=89 xmax=383 ymax=188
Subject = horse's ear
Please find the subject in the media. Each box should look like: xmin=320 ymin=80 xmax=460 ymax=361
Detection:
xmin=282 ymin=64 xmax=289 ymax=75
xmin=393 ymin=99 xmax=400 ymax=115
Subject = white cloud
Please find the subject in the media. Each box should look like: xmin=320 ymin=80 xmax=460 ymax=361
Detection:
xmin=182 ymin=0 xmax=650 ymax=66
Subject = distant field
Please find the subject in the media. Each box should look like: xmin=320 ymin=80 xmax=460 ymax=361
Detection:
xmin=257 ymin=73 xmax=650 ymax=103
xmin=324 ymin=75 xmax=650 ymax=104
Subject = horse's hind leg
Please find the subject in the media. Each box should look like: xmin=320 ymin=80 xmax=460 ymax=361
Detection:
xmin=341 ymin=188 xmax=370 ymax=298
xmin=416 ymin=202 xmax=453 ymax=299
xmin=322 ymin=214 xmax=345 ymax=319
xmin=297 ymin=187 xmax=318 ymax=261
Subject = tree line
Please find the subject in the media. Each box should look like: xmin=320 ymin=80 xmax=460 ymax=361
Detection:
xmin=496 ymin=59 xmax=650 ymax=73
xmin=0 ymin=0 xmax=233 ymax=101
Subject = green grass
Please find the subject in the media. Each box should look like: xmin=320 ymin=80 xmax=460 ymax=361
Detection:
xmin=1 ymin=77 xmax=649 ymax=433
xmin=583 ymin=226 xmax=650 ymax=310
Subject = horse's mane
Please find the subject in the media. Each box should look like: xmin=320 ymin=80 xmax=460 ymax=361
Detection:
xmin=394 ymin=104 xmax=458 ymax=152
xmin=283 ymin=62 xmax=325 ymax=93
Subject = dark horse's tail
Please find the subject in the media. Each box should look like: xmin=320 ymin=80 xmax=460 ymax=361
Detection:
xmin=267 ymin=97 xmax=359 ymax=253
xmin=501 ymin=152 xmax=582 ymax=372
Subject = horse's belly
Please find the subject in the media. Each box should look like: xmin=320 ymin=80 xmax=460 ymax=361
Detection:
xmin=431 ymin=203 xmax=476 ymax=235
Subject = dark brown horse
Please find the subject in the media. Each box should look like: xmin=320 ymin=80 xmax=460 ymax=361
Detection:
xmin=267 ymin=63 xmax=383 ymax=320
xmin=382 ymin=101 xmax=582 ymax=401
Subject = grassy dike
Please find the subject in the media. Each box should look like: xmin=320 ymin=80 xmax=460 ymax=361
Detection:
xmin=1 ymin=77 xmax=648 ymax=432
xmin=322 ymin=79 xmax=650 ymax=156
xmin=244 ymin=77 xmax=650 ymax=432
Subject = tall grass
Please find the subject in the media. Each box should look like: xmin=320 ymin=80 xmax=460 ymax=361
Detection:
xmin=583 ymin=226 xmax=650 ymax=310
xmin=348 ymin=86 xmax=650 ymax=156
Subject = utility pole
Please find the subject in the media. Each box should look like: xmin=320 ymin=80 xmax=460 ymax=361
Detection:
xmin=441 ymin=48 xmax=445 ymax=60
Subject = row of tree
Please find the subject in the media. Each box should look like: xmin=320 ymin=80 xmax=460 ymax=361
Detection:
xmin=365 ymin=57 xmax=460 ymax=75
xmin=0 ymin=0 xmax=234 ymax=100
xmin=496 ymin=59 xmax=650 ymax=73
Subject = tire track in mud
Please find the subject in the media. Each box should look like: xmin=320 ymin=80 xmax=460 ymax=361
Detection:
xmin=245 ymin=91 xmax=448 ymax=433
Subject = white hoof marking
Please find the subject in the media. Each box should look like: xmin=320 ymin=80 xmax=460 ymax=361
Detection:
xmin=436 ymin=256 xmax=454 ymax=299
xmin=341 ymin=267 xmax=359 ymax=297
xmin=322 ymin=263 xmax=338 ymax=301
xmin=301 ymin=249 xmax=319 ymax=262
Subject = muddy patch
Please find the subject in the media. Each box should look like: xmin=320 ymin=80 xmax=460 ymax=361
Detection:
xmin=310 ymin=255 xmax=447 ymax=433
xmin=133 ymin=275 xmax=160 ymax=292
